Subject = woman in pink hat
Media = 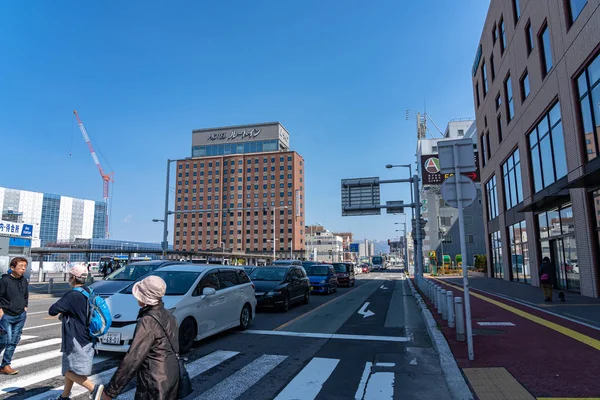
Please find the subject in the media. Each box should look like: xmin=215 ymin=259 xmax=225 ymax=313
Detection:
xmin=102 ymin=275 xmax=179 ymax=400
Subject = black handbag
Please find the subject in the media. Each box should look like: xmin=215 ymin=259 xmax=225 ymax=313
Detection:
xmin=149 ymin=315 xmax=194 ymax=399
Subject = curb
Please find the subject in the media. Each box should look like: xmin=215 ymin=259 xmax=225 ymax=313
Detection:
xmin=405 ymin=276 xmax=474 ymax=400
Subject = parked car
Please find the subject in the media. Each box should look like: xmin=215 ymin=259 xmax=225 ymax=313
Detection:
xmin=302 ymin=260 xmax=317 ymax=271
xmin=243 ymin=265 xmax=258 ymax=275
xmin=250 ymin=266 xmax=309 ymax=312
xmin=97 ymin=265 xmax=256 ymax=354
xmin=272 ymin=259 xmax=302 ymax=266
xmin=332 ymin=263 xmax=355 ymax=287
xmin=305 ymin=264 xmax=338 ymax=294
xmin=90 ymin=261 xmax=184 ymax=298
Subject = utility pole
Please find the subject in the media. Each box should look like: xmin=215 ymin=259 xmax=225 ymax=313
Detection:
xmin=162 ymin=159 xmax=171 ymax=259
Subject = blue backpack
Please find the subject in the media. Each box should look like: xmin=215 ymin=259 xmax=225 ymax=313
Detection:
xmin=73 ymin=287 xmax=112 ymax=338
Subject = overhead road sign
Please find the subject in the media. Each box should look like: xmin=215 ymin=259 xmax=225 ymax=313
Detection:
xmin=341 ymin=177 xmax=381 ymax=216
xmin=386 ymin=201 xmax=404 ymax=214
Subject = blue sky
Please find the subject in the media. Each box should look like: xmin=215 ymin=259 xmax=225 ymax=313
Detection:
xmin=0 ymin=0 xmax=489 ymax=244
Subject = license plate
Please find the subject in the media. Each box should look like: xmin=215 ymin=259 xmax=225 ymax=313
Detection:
xmin=101 ymin=332 xmax=121 ymax=345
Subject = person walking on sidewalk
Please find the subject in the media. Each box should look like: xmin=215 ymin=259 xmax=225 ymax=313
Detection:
xmin=102 ymin=275 xmax=179 ymax=400
xmin=49 ymin=265 xmax=104 ymax=400
xmin=539 ymin=257 xmax=555 ymax=302
xmin=0 ymin=257 xmax=29 ymax=375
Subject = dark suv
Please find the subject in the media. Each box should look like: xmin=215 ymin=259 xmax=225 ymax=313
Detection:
xmin=333 ymin=262 xmax=356 ymax=287
xmin=250 ymin=266 xmax=310 ymax=312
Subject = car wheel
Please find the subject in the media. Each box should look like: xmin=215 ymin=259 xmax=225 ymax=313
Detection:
xmin=303 ymin=289 xmax=310 ymax=304
xmin=238 ymin=304 xmax=251 ymax=331
xmin=178 ymin=317 xmax=196 ymax=354
xmin=280 ymin=293 xmax=290 ymax=312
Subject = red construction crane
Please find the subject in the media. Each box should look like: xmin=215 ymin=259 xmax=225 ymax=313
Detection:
xmin=73 ymin=110 xmax=114 ymax=238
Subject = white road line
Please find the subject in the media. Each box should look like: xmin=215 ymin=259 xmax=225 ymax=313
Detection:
xmin=355 ymin=362 xmax=372 ymax=400
xmin=25 ymin=311 xmax=48 ymax=315
xmin=243 ymin=330 xmax=410 ymax=342
xmin=23 ymin=322 xmax=61 ymax=331
xmin=15 ymin=338 xmax=62 ymax=353
xmin=195 ymin=354 xmax=287 ymax=400
xmin=24 ymin=366 xmax=118 ymax=400
xmin=375 ymin=362 xmax=395 ymax=367
xmin=19 ymin=335 xmax=38 ymax=341
xmin=118 ymin=350 xmax=241 ymax=400
xmin=0 ymin=354 xmax=113 ymax=395
xmin=11 ymin=350 xmax=62 ymax=368
xmin=364 ymin=372 xmax=394 ymax=399
xmin=275 ymin=357 xmax=339 ymax=400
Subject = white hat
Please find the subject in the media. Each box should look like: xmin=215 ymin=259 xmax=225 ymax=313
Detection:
xmin=132 ymin=276 xmax=166 ymax=306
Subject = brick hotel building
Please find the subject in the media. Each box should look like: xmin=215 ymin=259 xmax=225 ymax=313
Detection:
xmin=173 ymin=123 xmax=306 ymax=257
xmin=473 ymin=0 xmax=600 ymax=297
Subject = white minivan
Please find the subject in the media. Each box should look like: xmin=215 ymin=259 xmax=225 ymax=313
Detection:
xmin=97 ymin=265 xmax=256 ymax=353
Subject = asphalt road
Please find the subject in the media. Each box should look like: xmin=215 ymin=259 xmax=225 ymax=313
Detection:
xmin=0 ymin=269 xmax=451 ymax=399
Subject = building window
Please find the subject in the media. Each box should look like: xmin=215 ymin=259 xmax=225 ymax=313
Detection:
xmin=485 ymin=132 xmax=491 ymax=161
xmin=512 ymin=0 xmax=520 ymax=24
xmin=485 ymin=175 xmax=499 ymax=220
xmin=504 ymin=74 xmax=514 ymax=122
xmin=442 ymin=234 xmax=452 ymax=244
xmin=520 ymin=70 xmax=530 ymax=101
xmin=502 ymin=148 xmax=523 ymax=209
xmin=475 ymin=83 xmax=481 ymax=108
xmin=568 ymin=0 xmax=587 ymax=24
xmin=576 ymin=52 xmax=600 ymax=161
xmin=495 ymin=93 xmax=502 ymax=110
xmin=525 ymin=20 xmax=534 ymax=55
xmin=458 ymin=129 xmax=464 ymax=137
xmin=481 ymin=61 xmax=488 ymax=96
xmin=539 ymin=23 xmax=553 ymax=77
xmin=499 ymin=18 xmax=506 ymax=53
xmin=528 ymin=102 xmax=567 ymax=192
xmin=480 ymin=134 xmax=487 ymax=167
xmin=492 ymin=23 xmax=497 ymax=44
xmin=497 ymin=114 xmax=503 ymax=142
xmin=508 ymin=220 xmax=529 ymax=283
xmin=490 ymin=54 xmax=496 ymax=81
xmin=490 ymin=230 xmax=503 ymax=278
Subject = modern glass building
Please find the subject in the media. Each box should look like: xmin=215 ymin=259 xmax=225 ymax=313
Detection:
xmin=473 ymin=0 xmax=600 ymax=297
xmin=0 ymin=187 xmax=107 ymax=247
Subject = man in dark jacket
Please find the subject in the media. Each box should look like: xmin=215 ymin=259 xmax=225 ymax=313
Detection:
xmin=103 ymin=275 xmax=179 ymax=400
xmin=49 ymin=265 xmax=104 ymax=400
xmin=0 ymin=257 xmax=29 ymax=375
xmin=538 ymin=257 xmax=555 ymax=302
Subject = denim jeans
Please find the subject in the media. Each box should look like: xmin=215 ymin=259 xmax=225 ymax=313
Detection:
xmin=0 ymin=311 xmax=27 ymax=367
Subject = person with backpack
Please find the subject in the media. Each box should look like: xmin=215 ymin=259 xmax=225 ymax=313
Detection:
xmin=102 ymin=275 xmax=180 ymax=400
xmin=538 ymin=257 xmax=556 ymax=302
xmin=49 ymin=265 xmax=105 ymax=400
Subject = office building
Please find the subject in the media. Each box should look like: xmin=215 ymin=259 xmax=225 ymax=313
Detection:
xmin=306 ymin=230 xmax=343 ymax=262
xmin=333 ymin=232 xmax=354 ymax=261
xmin=473 ymin=0 xmax=600 ymax=297
xmin=0 ymin=186 xmax=107 ymax=247
xmin=174 ymin=123 xmax=306 ymax=258
xmin=417 ymin=121 xmax=487 ymax=269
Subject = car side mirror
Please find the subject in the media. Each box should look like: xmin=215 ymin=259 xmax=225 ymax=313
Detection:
xmin=202 ymin=287 xmax=216 ymax=296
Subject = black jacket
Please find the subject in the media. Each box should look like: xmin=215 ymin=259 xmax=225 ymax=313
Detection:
xmin=0 ymin=274 xmax=29 ymax=316
xmin=49 ymin=287 xmax=92 ymax=353
xmin=539 ymin=260 xmax=555 ymax=285
xmin=105 ymin=302 xmax=179 ymax=400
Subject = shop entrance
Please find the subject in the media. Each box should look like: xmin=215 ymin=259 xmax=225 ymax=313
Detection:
xmin=541 ymin=237 xmax=579 ymax=292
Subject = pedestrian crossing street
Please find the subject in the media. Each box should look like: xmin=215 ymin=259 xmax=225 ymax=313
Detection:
xmin=0 ymin=333 xmax=400 ymax=400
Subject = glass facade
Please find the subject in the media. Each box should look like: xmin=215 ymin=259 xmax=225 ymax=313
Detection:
xmin=93 ymin=203 xmax=107 ymax=239
xmin=502 ymin=149 xmax=523 ymax=209
xmin=486 ymin=175 xmax=499 ymax=220
xmin=569 ymin=0 xmax=587 ymax=23
xmin=528 ymin=102 xmax=567 ymax=192
xmin=192 ymin=140 xmax=280 ymax=158
xmin=538 ymin=205 xmax=579 ymax=292
xmin=576 ymin=52 xmax=600 ymax=161
xmin=40 ymin=194 xmax=61 ymax=246
xmin=490 ymin=230 xmax=503 ymax=278
xmin=508 ymin=220 xmax=529 ymax=283
xmin=540 ymin=25 xmax=553 ymax=76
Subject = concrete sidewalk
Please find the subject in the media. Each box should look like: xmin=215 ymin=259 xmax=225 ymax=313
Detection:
xmin=416 ymin=275 xmax=600 ymax=399
xmin=441 ymin=275 xmax=600 ymax=329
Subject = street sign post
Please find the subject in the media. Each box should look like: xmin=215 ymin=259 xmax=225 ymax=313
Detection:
xmin=438 ymin=139 xmax=476 ymax=361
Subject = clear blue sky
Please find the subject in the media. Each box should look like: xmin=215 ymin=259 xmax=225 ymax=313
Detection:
xmin=0 ymin=0 xmax=489 ymax=244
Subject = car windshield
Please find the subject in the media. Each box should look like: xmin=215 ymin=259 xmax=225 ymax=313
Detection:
xmin=302 ymin=261 xmax=316 ymax=269
xmin=122 ymin=271 xmax=200 ymax=296
xmin=333 ymin=263 xmax=348 ymax=273
xmin=273 ymin=260 xmax=293 ymax=265
xmin=249 ymin=267 xmax=287 ymax=281
xmin=306 ymin=265 xmax=329 ymax=276
xmin=106 ymin=264 xmax=161 ymax=281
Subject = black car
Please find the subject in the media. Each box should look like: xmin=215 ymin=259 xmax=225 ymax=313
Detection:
xmin=90 ymin=261 xmax=185 ymax=298
xmin=250 ymin=266 xmax=310 ymax=312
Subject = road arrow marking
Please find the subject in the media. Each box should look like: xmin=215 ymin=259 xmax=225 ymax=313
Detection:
xmin=410 ymin=358 xmax=417 ymax=365
xmin=380 ymin=285 xmax=388 ymax=290
xmin=358 ymin=302 xmax=375 ymax=318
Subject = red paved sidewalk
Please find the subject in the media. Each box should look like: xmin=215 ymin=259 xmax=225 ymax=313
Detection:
xmin=415 ymin=276 xmax=600 ymax=399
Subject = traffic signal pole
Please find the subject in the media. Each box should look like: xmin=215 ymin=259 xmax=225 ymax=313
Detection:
xmin=413 ymin=174 xmax=423 ymax=277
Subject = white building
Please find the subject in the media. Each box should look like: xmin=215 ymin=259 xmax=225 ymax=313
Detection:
xmin=357 ymin=239 xmax=375 ymax=259
xmin=0 ymin=187 xmax=107 ymax=248
xmin=306 ymin=230 xmax=343 ymax=262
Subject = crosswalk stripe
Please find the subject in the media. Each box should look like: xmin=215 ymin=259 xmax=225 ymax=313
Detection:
xmin=20 ymin=335 xmax=38 ymax=341
xmin=118 ymin=350 xmax=241 ymax=400
xmin=14 ymin=338 xmax=62 ymax=354
xmin=0 ymin=354 xmax=113 ymax=395
xmin=274 ymin=357 xmax=340 ymax=400
xmin=11 ymin=350 xmax=62 ymax=368
xmin=24 ymin=367 xmax=118 ymax=400
xmin=23 ymin=322 xmax=62 ymax=331
xmin=194 ymin=354 xmax=287 ymax=400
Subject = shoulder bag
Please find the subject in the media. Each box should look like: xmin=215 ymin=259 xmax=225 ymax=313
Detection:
xmin=148 ymin=315 xmax=194 ymax=399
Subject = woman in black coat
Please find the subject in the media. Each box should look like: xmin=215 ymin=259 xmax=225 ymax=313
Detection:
xmin=102 ymin=276 xmax=179 ymax=400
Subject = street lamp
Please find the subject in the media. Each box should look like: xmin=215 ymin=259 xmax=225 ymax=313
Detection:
xmin=269 ymin=206 xmax=288 ymax=262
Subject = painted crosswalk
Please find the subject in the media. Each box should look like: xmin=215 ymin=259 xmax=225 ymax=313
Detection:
xmin=0 ymin=335 xmax=404 ymax=400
